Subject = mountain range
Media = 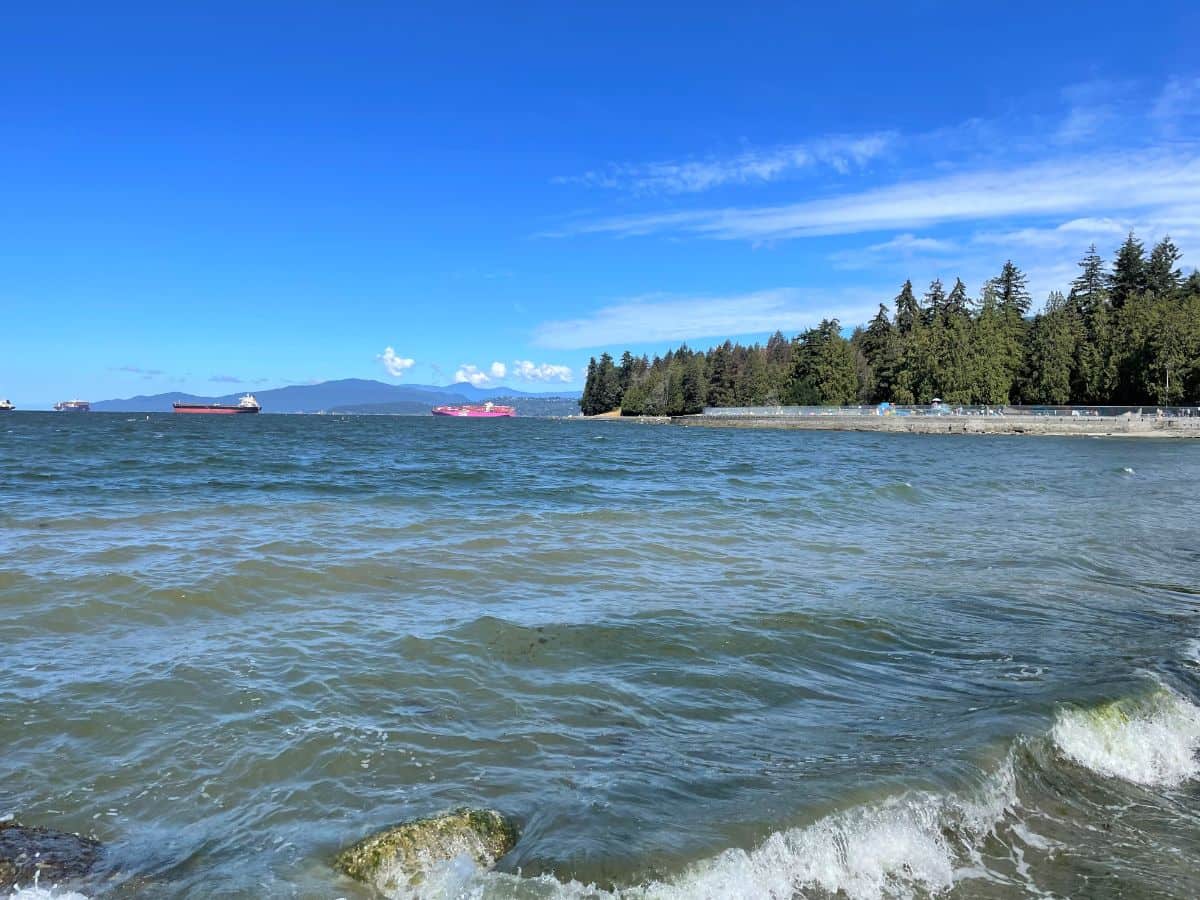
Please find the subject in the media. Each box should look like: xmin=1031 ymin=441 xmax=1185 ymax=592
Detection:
xmin=90 ymin=378 xmax=581 ymax=415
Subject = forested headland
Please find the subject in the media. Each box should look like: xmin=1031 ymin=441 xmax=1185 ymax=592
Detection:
xmin=580 ymin=234 xmax=1200 ymax=416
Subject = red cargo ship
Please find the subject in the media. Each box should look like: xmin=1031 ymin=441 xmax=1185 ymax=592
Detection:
xmin=173 ymin=394 xmax=262 ymax=415
xmin=431 ymin=401 xmax=515 ymax=417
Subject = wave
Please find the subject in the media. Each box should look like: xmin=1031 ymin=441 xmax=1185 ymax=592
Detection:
xmin=1051 ymin=685 xmax=1200 ymax=786
xmin=374 ymin=759 xmax=1018 ymax=900
xmin=366 ymin=686 xmax=1200 ymax=900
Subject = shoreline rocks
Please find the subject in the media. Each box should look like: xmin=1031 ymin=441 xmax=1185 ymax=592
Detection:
xmin=0 ymin=821 xmax=101 ymax=892
xmin=334 ymin=807 xmax=518 ymax=894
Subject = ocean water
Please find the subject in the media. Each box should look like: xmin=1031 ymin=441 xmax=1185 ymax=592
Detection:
xmin=2 ymin=412 xmax=1200 ymax=899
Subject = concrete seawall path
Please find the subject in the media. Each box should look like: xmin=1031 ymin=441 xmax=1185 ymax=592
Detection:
xmin=668 ymin=413 xmax=1200 ymax=438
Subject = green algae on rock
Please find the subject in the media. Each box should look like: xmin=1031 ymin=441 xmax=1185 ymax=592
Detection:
xmin=0 ymin=821 xmax=101 ymax=890
xmin=334 ymin=807 xmax=518 ymax=892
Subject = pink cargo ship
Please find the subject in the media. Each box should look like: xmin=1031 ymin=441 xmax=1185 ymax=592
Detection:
xmin=431 ymin=401 xmax=515 ymax=418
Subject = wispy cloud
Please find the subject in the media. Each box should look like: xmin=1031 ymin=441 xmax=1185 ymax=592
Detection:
xmin=1152 ymin=76 xmax=1200 ymax=132
xmin=555 ymin=134 xmax=894 ymax=195
xmin=830 ymin=233 xmax=960 ymax=271
xmin=973 ymin=217 xmax=1129 ymax=250
xmin=550 ymin=147 xmax=1200 ymax=243
xmin=112 ymin=365 xmax=165 ymax=376
xmin=377 ymin=346 xmax=415 ymax=378
xmin=209 ymin=374 xmax=243 ymax=383
xmin=534 ymin=289 xmax=875 ymax=350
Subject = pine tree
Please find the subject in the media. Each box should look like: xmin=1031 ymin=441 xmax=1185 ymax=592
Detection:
xmin=787 ymin=320 xmax=858 ymax=406
xmin=681 ymin=353 xmax=708 ymax=413
xmin=1020 ymin=292 xmax=1076 ymax=404
xmin=894 ymin=280 xmax=920 ymax=335
xmin=1070 ymin=244 xmax=1108 ymax=318
xmin=923 ymin=279 xmax=946 ymax=324
xmin=596 ymin=352 xmax=621 ymax=412
xmin=970 ymin=286 xmax=1013 ymax=404
xmin=944 ymin=278 xmax=970 ymax=316
xmin=858 ymin=304 xmax=897 ymax=401
xmin=993 ymin=260 xmax=1032 ymax=316
xmin=581 ymin=357 xmax=600 ymax=415
xmin=1111 ymin=232 xmax=1147 ymax=309
xmin=1147 ymin=236 xmax=1183 ymax=299
xmin=618 ymin=351 xmax=636 ymax=395
xmin=988 ymin=261 xmax=1031 ymax=401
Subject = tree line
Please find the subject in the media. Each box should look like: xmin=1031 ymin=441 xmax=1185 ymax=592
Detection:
xmin=580 ymin=234 xmax=1200 ymax=416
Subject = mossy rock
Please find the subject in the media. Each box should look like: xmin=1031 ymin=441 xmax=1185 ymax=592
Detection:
xmin=0 ymin=821 xmax=101 ymax=890
xmin=334 ymin=807 xmax=518 ymax=892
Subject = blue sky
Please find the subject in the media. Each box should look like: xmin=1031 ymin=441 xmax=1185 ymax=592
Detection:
xmin=3 ymin=2 xmax=1199 ymax=406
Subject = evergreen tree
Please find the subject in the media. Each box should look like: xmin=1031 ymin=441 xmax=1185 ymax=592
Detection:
xmin=923 ymin=278 xmax=946 ymax=324
xmin=988 ymin=261 xmax=1031 ymax=401
xmin=788 ymin=319 xmax=858 ymax=406
xmin=595 ymin=353 xmax=621 ymax=412
xmin=580 ymin=357 xmax=600 ymax=415
xmin=858 ymin=304 xmax=897 ymax=401
xmin=970 ymin=287 xmax=1013 ymax=404
xmin=993 ymin=260 xmax=1032 ymax=316
xmin=706 ymin=341 xmax=737 ymax=406
xmin=894 ymin=280 xmax=920 ymax=335
xmin=681 ymin=353 xmax=709 ymax=413
xmin=618 ymin=351 xmax=636 ymax=395
xmin=1020 ymin=292 xmax=1076 ymax=404
xmin=1111 ymin=232 xmax=1147 ymax=309
xmin=944 ymin=278 xmax=970 ymax=316
xmin=1069 ymin=244 xmax=1108 ymax=318
xmin=1147 ymin=236 xmax=1183 ymax=298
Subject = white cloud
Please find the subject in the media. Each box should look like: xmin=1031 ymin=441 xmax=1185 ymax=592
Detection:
xmin=555 ymin=133 xmax=894 ymax=195
xmin=534 ymin=289 xmax=875 ymax=350
xmin=550 ymin=147 xmax=1200 ymax=243
xmin=512 ymin=360 xmax=573 ymax=382
xmin=454 ymin=364 xmax=495 ymax=387
xmin=489 ymin=361 xmax=507 ymax=379
xmin=378 ymin=347 xmax=415 ymax=378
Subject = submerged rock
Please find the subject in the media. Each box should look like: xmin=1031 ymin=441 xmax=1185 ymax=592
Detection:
xmin=334 ymin=807 xmax=518 ymax=893
xmin=0 ymin=821 xmax=101 ymax=890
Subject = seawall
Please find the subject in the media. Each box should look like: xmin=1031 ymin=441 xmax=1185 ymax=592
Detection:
xmin=668 ymin=413 xmax=1200 ymax=438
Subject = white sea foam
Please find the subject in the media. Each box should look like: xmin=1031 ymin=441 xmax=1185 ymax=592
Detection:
xmin=6 ymin=886 xmax=89 ymax=900
xmin=1051 ymin=686 xmax=1200 ymax=787
xmin=392 ymin=760 xmax=1018 ymax=900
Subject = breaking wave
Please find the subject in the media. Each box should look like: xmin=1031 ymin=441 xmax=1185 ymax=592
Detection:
xmin=379 ymin=687 xmax=1200 ymax=900
xmin=1051 ymin=685 xmax=1200 ymax=787
xmin=383 ymin=759 xmax=1019 ymax=900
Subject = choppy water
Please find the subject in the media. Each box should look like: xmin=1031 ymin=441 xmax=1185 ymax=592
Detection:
xmin=2 ymin=413 xmax=1200 ymax=899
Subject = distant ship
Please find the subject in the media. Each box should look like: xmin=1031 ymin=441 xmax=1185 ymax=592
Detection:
xmin=54 ymin=399 xmax=90 ymax=412
xmin=431 ymin=401 xmax=515 ymax=418
xmin=0 ymin=399 xmax=13 ymax=411
xmin=173 ymin=394 xmax=262 ymax=415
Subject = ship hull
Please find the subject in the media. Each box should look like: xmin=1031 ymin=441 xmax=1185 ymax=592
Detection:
xmin=431 ymin=405 xmax=515 ymax=417
xmin=172 ymin=405 xmax=260 ymax=414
